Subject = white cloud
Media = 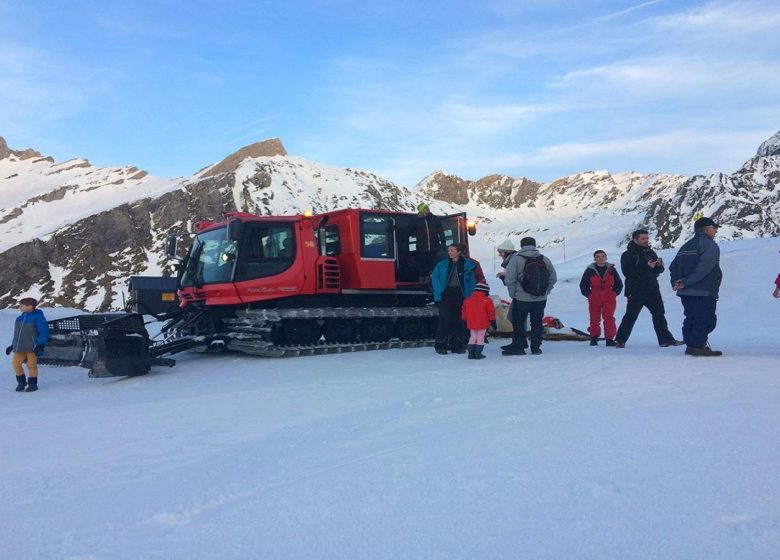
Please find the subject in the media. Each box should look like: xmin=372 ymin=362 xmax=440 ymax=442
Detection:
xmin=494 ymin=129 xmax=776 ymax=172
xmin=652 ymin=0 xmax=780 ymax=33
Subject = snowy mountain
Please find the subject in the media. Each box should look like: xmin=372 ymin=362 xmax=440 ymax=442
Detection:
xmin=0 ymin=131 xmax=779 ymax=310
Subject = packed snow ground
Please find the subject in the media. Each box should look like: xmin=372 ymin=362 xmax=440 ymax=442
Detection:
xmin=1 ymin=237 xmax=780 ymax=559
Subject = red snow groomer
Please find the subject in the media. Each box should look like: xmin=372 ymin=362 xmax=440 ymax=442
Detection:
xmin=39 ymin=208 xmax=476 ymax=377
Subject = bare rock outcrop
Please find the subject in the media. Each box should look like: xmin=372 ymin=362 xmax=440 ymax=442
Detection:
xmin=202 ymin=138 xmax=287 ymax=177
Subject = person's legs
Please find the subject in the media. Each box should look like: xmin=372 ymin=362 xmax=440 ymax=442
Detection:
xmin=616 ymin=295 xmax=643 ymax=344
xmin=511 ymin=301 xmax=530 ymax=350
xmin=602 ymin=294 xmax=617 ymax=341
xmin=445 ymin=291 xmax=466 ymax=353
xmin=646 ymin=291 xmax=675 ymax=344
xmin=435 ymin=290 xmax=460 ymax=353
xmin=681 ymin=296 xmax=694 ymax=346
xmin=587 ymin=295 xmax=602 ymax=338
xmin=12 ymin=352 xmax=27 ymax=391
xmin=682 ymin=296 xmax=717 ymax=348
xmin=701 ymin=297 xmax=718 ymax=345
xmin=528 ymin=301 xmax=546 ymax=352
xmin=473 ymin=329 xmax=487 ymax=359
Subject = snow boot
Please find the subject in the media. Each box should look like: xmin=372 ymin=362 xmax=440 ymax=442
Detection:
xmin=685 ymin=346 xmax=723 ymax=357
xmin=467 ymin=344 xmax=476 ymax=359
xmin=474 ymin=345 xmax=486 ymax=359
xmin=25 ymin=377 xmax=38 ymax=392
xmin=605 ymin=339 xmax=617 ymax=347
xmin=15 ymin=375 xmax=26 ymax=392
xmin=590 ymin=337 xmax=598 ymax=346
xmin=434 ymin=342 xmax=448 ymax=355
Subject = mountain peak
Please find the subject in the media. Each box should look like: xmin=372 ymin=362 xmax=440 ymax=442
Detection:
xmin=201 ymin=138 xmax=288 ymax=177
xmin=0 ymin=135 xmax=47 ymax=161
xmin=756 ymin=130 xmax=780 ymax=158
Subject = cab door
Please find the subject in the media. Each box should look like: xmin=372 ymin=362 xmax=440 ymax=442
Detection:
xmin=439 ymin=212 xmax=469 ymax=249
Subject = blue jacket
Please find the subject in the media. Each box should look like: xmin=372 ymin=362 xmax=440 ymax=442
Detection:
xmin=669 ymin=232 xmax=722 ymax=297
xmin=11 ymin=309 xmax=50 ymax=353
xmin=431 ymin=257 xmax=477 ymax=302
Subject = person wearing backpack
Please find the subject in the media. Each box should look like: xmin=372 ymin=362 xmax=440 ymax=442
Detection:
xmin=580 ymin=250 xmax=623 ymax=346
xmin=502 ymin=237 xmax=557 ymax=355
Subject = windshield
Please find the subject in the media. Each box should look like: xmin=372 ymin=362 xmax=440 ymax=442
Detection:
xmin=180 ymin=227 xmax=237 ymax=287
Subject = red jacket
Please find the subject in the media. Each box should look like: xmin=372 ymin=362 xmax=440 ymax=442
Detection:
xmin=461 ymin=291 xmax=496 ymax=330
xmin=775 ymin=273 xmax=780 ymax=288
xmin=579 ymin=263 xmax=623 ymax=298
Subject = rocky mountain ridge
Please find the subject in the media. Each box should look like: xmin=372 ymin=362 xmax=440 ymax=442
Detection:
xmin=0 ymin=131 xmax=778 ymax=310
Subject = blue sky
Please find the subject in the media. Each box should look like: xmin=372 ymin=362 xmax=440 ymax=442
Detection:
xmin=1 ymin=0 xmax=779 ymax=186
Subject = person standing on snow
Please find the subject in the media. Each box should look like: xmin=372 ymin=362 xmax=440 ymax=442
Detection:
xmin=5 ymin=297 xmax=49 ymax=392
xmin=461 ymin=281 xmax=497 ymax=360
xmin=669 ymin=217 xmax=723 ymax=357
xmin=431 ymin=243 xmax=478 ymax=355
xmin=495 ymin=239 xmax=516 ymax=285
xmin=614 ymin=229 xmax=682 ymax=349
xmin=580 ymin=250 xmax=623 ymax=346
xmin=502 ymin=237 xmax=557 ymax=356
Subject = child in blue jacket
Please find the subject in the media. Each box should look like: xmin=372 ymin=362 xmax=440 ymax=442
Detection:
xmin=5 ymin=297 xmax=49 ymax=392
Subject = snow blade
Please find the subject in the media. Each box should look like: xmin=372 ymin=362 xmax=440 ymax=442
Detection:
xmin=39 ymin=313 xmax=175 ymax=378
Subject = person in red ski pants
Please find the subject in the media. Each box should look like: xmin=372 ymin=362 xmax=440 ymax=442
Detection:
xmin=579 ymin=250 xmax=623 ymax=346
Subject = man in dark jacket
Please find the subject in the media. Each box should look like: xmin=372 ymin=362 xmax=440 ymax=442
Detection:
xmin=614 ymin=229 xmax=681 ymax=348
xmin=415 ymin=203 xmax=446 ymax=282
xmin=670 ymin=217 xmax=723 ymax=356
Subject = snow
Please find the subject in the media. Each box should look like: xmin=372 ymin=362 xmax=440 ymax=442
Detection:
xmin=2 ymin=236 xmax=780 ymax=559
xmin=0 ymin=156 xmax=183 ymax=252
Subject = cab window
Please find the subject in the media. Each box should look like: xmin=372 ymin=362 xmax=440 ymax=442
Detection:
xmin=360 ymin=215 xmax=394 ymax=259
xmin=234 ymin=223 xmax=296 ymax=281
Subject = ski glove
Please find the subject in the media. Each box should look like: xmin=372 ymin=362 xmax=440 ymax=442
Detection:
xmin=4 ymin=346 xmax=11 ymax=355
xmin=34 ymin=344 xmax=46 ymax=357
xmin=490 ymin=320 xmax=498 ymax=331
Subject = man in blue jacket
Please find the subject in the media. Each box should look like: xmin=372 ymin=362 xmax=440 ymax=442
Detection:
xmin=669 ymin=217 xmax=723 ymax=357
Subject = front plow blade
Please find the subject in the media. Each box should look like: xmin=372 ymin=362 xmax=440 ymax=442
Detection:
xmin=38 ymin=313 xmax=175 ymax=377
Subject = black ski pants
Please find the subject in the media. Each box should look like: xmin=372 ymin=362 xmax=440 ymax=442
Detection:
xmin=680 ymin=295 xmax=717 ymax=348
xmin=616 ymin=291 xmax=675 ymax=345
xmin=435 ymin=287 xmax=466 ymax=351
xmin=511 ymin=299 xmax=546 ymax=351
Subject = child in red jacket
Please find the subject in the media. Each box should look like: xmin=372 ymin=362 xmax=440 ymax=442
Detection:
xmin=461 ymin=282 xmax=497 ymax=359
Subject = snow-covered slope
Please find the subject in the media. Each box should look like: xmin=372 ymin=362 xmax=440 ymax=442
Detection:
xmin=0 ymin=138 xmax=183 ymax=253
xmin=2 ymin=236 xmax=779 ymax=560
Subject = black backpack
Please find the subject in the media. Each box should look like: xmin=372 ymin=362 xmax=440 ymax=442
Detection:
xmin=521 ymin=255 xmax=550 ymax=296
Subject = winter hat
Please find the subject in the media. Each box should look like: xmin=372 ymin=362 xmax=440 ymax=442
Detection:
xmin=417 ymin=203 xmax=429 ymax=214
xmin=497 ymin=239 xmax=515 ymax=252
xmin=520 ymin=236 xmax=536 ymax=248
xmin=474 ymin=281 xmax=490 ymax=294
xmin=694 ymin=216 xmax=720 ymax=230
